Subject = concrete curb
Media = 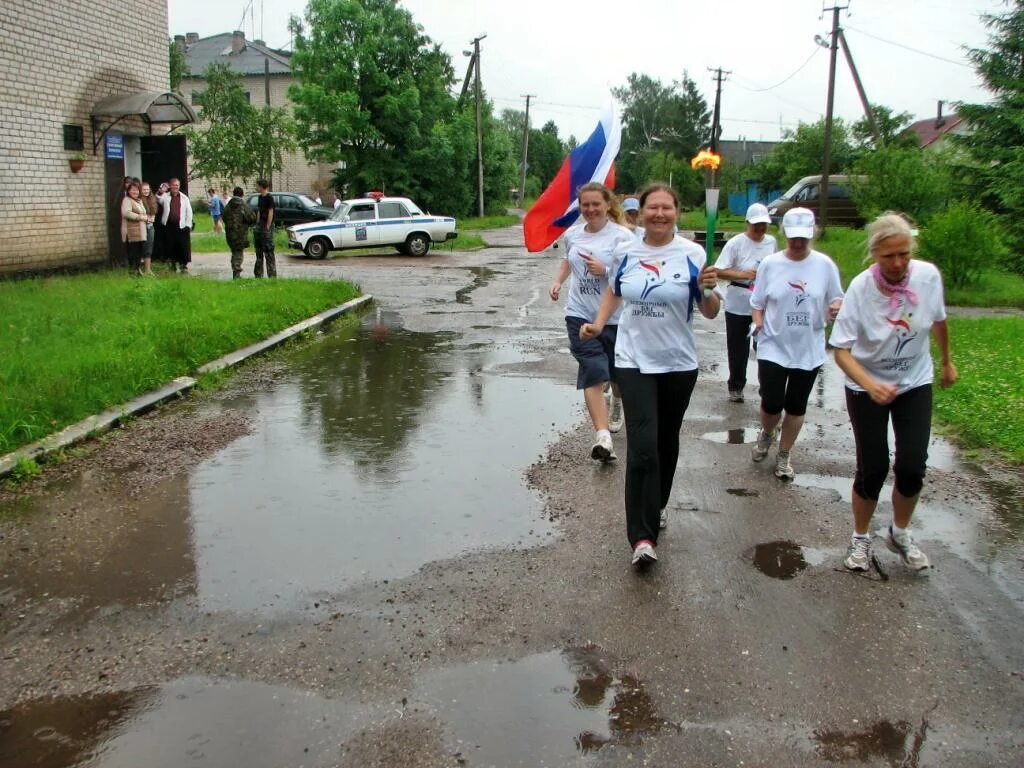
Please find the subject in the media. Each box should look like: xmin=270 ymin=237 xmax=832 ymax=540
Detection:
xmin=0 ymin=294 xmax=373 ymax=480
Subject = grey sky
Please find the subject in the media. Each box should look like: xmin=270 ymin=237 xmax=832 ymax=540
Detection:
xmin=168 ymin=0 xmax=998 ymax=143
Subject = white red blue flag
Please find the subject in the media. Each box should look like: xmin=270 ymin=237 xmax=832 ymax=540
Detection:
xmin=523 ymin=102 xmax=621 ymax=252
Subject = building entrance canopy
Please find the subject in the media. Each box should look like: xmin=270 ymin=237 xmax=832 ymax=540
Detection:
xmin=90 ymin=91 xmax=196 ymax=152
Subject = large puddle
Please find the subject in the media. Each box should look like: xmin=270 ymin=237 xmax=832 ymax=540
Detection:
xmin=2 ymin=317 xmax=581 ymax=615
xmin=0 ymin=646 xmax=660 ymax=768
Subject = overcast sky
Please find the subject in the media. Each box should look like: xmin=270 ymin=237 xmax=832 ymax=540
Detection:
xmin=168 ymin=0 xmax=999 ymax=143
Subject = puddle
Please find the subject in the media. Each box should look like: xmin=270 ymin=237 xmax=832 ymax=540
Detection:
xmin=701 ymin=428 xmax=753 ymax=445
xmin=726 ymin=488 xmax=759 ymax=497
xmin=0 ymin=677 xmax=364 ymax=768
xmin=745 ymin=540 xmax=827 ymax=579
xmin=813 ymin=718 xmax=930 ymax=766
xmin=416 ymin=646 xmax=662 ymax=764
xmin=2 ymin=320 xmax=581 ymax=616
xmin=455 ymin=266 xmax=503 ymax=304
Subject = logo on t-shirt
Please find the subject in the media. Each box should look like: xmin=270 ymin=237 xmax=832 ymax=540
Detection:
xmin=886 ymin=311 xmax=918 ymax=356
xmin=638 ymin=260 xmax=665 ymax=300
xmin=788 ymin=280 xmax=809 ymax=307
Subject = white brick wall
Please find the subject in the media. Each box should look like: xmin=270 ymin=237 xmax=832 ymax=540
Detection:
xmin=0 ymin=1 xmax=170 ymax=272
xmin=179 ymin=73 xmax=335 ymax=203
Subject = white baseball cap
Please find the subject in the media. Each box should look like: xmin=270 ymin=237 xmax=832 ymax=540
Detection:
xmin=782 ymin=207 xmax=815 ymax=239
xmin=745 ymin=202 xmax=771 ymax=224
xmin=622 ymin=197 xmax=640 ymax=212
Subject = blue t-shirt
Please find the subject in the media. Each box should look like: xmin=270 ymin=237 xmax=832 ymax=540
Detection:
xmin=209 ymin=196 xmax=224 ymax=217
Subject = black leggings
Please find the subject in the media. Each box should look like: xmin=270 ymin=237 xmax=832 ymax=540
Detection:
xmin=616 ymin=367 xmax=698 ymax=547
xmin=757 ymin=359 xmax=819 ymax=416
xmin=846 ymin=384 xmax=932 ymax=501
xmin=725 ymin=311 xmax=752 ymax=391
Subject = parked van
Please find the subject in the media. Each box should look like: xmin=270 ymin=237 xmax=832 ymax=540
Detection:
xmin=766 ymin=175 xmax=866 ymax=228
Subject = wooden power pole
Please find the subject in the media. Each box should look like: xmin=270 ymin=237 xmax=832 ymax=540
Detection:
xmin=519 ymin=94 xmax=534 ymax=208
xmin=819 ymin=2 xmax=846 ymax=236
xmin=471 ymin=34 xmax=487 ymax=218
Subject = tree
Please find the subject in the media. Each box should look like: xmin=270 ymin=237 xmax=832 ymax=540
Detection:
xmin=184 ymin=63 xmax=296 ymax=184
xmin=851 ymin=104 xmax=917 ymax=149
xmin=956 ymin=0 xmax=1024 ymax=268
xmin=850 ymin=146 xmax=954 ymax=223
xmin=169 ymin=39 xmax=188 ymax=91
xmin=287 ymin=0 xmax=458 ymax=202
xmin=753 ymin=118 xmax=856 ymax=191
xmin=613 ymin=72 xmax=711 ymax=192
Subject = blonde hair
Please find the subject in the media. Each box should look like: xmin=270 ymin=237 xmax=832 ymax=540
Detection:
xmin=867 ymin=212 xmax=917 ymax=256
xmin=577 ymin=182 xmax=626 ymax=225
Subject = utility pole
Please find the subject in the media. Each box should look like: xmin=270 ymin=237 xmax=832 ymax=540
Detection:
xmin=837 ymin=28 xmax=879 ymax=145
xmin=707 ymin=66 xmax=730 ymax=187
xmin=819 ymin=1 xmax=847 ymax=236
xmin=519 ymin=94 xmax=534 ymax=209
xmin=472 ymin=34 xmax=487 ymax=218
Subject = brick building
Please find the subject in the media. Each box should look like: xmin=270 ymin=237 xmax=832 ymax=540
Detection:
xmin=0 ymin=1 xmax=194 ymax=273
xmin=176 ymin=31 xmax=335 ymax=202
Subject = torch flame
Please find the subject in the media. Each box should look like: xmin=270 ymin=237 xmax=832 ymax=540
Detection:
xmin=690 ymin=149 xmax=722 ymax=171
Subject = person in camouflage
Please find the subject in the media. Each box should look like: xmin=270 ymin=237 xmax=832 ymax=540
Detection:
xmin=222 ymin=186 xmax=257 ymax=279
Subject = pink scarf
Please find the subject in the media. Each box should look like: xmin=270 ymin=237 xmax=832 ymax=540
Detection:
xmin=870 ymin=263 xmax=918 ymax=318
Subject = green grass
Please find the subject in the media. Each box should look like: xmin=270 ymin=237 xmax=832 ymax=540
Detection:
xmin=0 ymin=272 xmax=360 ymax=454
xmin=933 ymin=316 xmax=1024 ymax=463
xmin=460 ymin=214 xmax=519 ymax=230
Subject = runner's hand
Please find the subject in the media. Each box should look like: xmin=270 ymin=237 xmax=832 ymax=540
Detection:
xmin=828 ymin=299 xmax=842 ymax=322
xmin=699 ymin=266 xmax=718 ymax=290
xmin=583 ymin=254 xmax=606 ymax=277
xmin=940 ymin=361 xmax=959 ymax=388
xmin=867 ymin=381 xmax=899 ymax=405
xmin=579 ymin=322 xmax=601 ymax=341
xmin=549 ymin=282 xmax=561 ymax=301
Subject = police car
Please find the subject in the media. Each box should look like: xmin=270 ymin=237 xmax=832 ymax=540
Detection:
xmin=286 ymin=195 xmax=458 ymax=258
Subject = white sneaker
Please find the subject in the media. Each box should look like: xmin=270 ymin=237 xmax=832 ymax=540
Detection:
xmin=774 ymin=449 xmax=795 ymax=480
xmin=844 ymin=536 xmax=872 ymax=571
xmin=659 ymin=508 xmax=668 ymax=529
xmin=751 ymin=428 xmax=776 ymax=462
xmin=608 ymin=398 xmax=624 ymax=433
xmin=885 ymin=526 xmax=930 ymax=570
xmin=590 ymin=432 xmax=616 ymax=462
xmin=631 ymin=540 xmax=657 ymax=567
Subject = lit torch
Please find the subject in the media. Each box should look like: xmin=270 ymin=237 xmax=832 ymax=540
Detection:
xmin=690 ymin=149 xmax=722 ymax=296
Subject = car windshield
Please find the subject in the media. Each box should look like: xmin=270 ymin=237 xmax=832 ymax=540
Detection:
xmin=297 ymin=194 xmax=319 ymax=209
xmin=780 ymin=180 xmax=807 ymax=200
xmin=330 ymin=203 xmax=349 ymax=221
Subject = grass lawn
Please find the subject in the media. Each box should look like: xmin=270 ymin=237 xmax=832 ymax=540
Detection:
xmin=0 ymin=272 xmax=360 ymax=454
xmin=933 ymin=316 xmax=1024 ymax=463
xmin=460 ymin=214 xmax=519 ymax=230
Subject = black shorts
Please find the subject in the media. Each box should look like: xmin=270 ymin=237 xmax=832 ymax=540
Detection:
xmin=566 ymin=316 xmax=617 ymax=390
xmin=757 ymin=359 xmax=820 ymax=416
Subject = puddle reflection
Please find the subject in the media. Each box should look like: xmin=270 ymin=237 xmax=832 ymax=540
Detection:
xmin=701 ymin=428 xmax=753 ymax=445
xmin=746 ymin=540 xmax=827 ymax=580
xmin=814 ymin=717 xmax=931 ymax=766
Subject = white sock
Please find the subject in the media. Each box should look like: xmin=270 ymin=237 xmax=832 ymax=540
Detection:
xmin=596 ymin=428 xmax=611 ymax=440
xmin=852 ymin=532 xmax=870 ymax=544
xmin=891 ymin=522 xmax=907 ymax=538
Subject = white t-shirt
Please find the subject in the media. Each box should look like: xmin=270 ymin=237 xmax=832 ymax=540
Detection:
xmin=612 ymin=236 xmax=707 ymax=373
xmin=750 ymin=249 xmax=844 ymax=370
xmin=716 ymin=232 xmax=777 ymax=315
xmin=562 ymin=222 xmax=635 ymax=323
xmin=829 ymin=260 xmax=947 ymax=393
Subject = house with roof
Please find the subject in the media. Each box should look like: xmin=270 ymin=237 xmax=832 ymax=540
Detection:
xmin=907 ymin=103 xmax=971 ymax=152
xmin=175 ymin=31 xmax=335 ymax=201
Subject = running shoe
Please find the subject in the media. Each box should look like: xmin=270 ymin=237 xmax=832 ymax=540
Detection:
xmin=631 ymin=540 xmax=657 ymax=567
xmin=844 ymin=536 xmax=872 ymax=571
xmin=774 ymin=449 xmax=795 ymax=480
xmin=659 ymin=508 xmax=668 ymax=529
xmin=751 ymin=428 xmax=776 ymax=462
xmin=884 ymin=526 xmax=930 ymax=570
xmin=608 ymin=398 xmax=624 ymax=433
xmin=590 ymin=432 xmax=616 ymax=462
xmin=728 ymin=389 xmax=744 ymax=403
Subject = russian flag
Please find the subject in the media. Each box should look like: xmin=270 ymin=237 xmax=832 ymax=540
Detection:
xmin=523 ymin=102 xmax=621 ymax=252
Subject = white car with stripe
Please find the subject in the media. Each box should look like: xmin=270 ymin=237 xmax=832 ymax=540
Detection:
xmin=287 ymin=196 xmax=458 ymax=258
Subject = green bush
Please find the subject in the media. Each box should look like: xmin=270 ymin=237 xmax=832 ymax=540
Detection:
xmin=850 ymin=146 xmax=954 ymax=224
xmin=918 ymin=203 xmax=1007 ymax=288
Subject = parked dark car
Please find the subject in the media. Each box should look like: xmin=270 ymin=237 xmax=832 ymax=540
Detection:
xmin=245 ymin=192 xmax=334 ymax=228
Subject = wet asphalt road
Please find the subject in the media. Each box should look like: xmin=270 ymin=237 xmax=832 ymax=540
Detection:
xmin=1 ymin=227 xmax=1023 ymax=767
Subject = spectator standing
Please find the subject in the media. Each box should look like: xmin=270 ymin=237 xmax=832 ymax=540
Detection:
xmin=622 ymin=197 xmax=641 ymax=233
xmin=715 ymin=203 xmax=777 ymax=402
xmin=222 ymin=186 xmax=257 ymax=279
xmin=139 ymin=182 xmax=158 ymax=275
xmin=208 ymin=188 xmax=224 ymax=233
xmin=159 ymin=178 xmax=193 ymax=274
xmin=120 ymin=182 xmax=148 ymax=275
xmin=254 ymin=178 xmax=276 ymax=278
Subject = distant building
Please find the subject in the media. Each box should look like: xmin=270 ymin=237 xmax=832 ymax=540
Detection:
xmin=907 ymin=103 xmax=971 ymax=151
xmin=719 ymin=139 xmax=779 ymax=168
xmin=176 ymin=31 xmax=335 ymax=200
xmin=0 ymin=1 xmax=194 ymax=273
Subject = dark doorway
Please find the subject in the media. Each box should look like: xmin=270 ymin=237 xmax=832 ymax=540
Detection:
xmin=105 ymin=156 xmax=127 ymax=267
xmin=141 ymin=135 xmax=188 ymax=194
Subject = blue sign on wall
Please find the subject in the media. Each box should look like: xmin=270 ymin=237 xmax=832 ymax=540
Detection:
xmin=105 ymin=134 xmax=124 ymax=160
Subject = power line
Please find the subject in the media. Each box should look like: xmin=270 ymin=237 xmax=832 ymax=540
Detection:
xmin=843 ymin=25 xmax=972 ymax=68
xmin=734 ymin=47 xmax=822 ymax=92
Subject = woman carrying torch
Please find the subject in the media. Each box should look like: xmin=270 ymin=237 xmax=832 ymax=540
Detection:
xmin=830 ymin=213 xmax=957 ymax=572
xmin=581 ymin=184 xmax=720 ymax=569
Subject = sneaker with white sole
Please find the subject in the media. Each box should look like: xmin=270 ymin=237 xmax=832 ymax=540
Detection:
xmin=844 ymin=536 xmax=872 ymax=571
xmin=728 ymin=389 xmax=744 ymax=403
xmin=590 ymin=432 xmax=616 ymax=462
xmin=608 ymin=397 xmax=624 ymax=433
xmin=884 ymin=526 xmax=930 ymax=570
xmin=659 ymin=508 xmax=668 ymax=529
xmin=774 ymin=449 xmax=795 ymax=480
xmin=631 ymin=540 xmax=657 ymax=567
xmin=751 ymin=428 xmax=776 ymax=462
